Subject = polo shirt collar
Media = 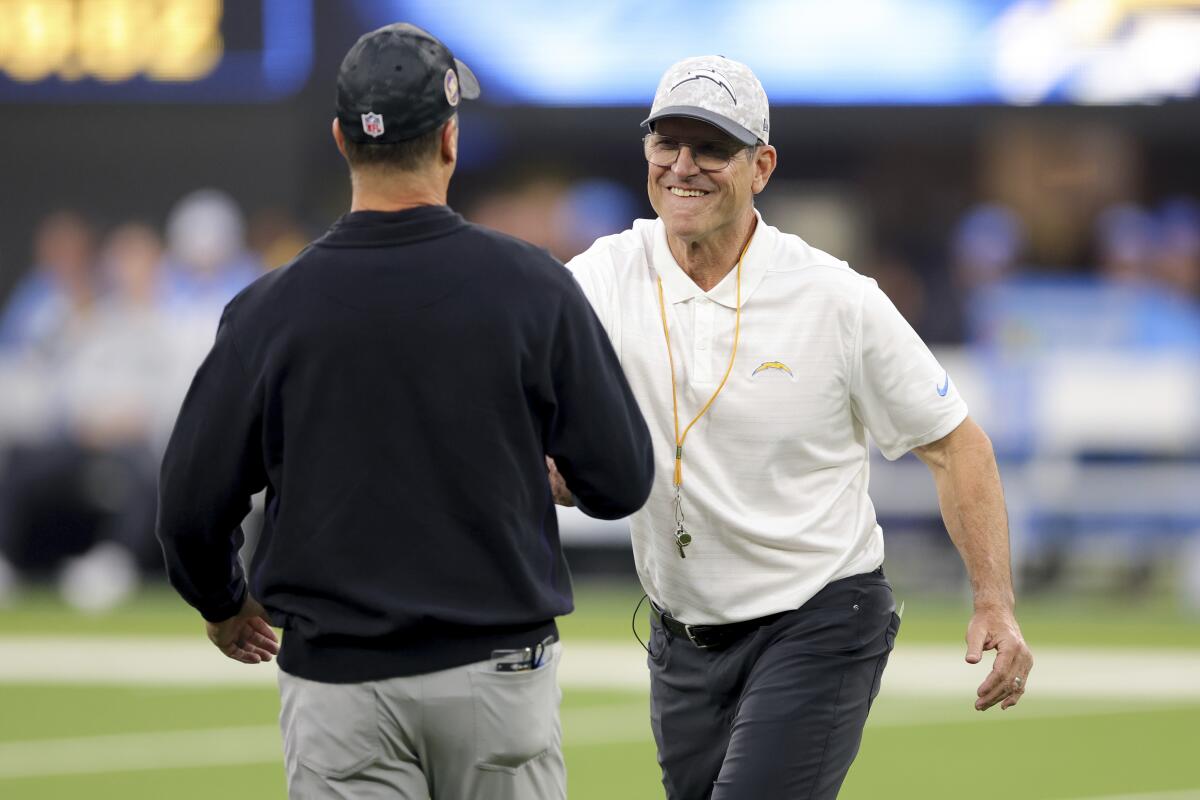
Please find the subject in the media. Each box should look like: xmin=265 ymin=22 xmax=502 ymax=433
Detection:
xmin=651 ymin=209 xmax=772 ymax=309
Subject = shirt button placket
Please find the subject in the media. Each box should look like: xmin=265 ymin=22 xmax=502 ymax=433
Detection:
xmin=694 ymin=298 xmax=713 ymax=384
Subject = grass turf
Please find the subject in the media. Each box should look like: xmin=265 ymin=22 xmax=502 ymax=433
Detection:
xmin=1 ymin=583 xmax=1198 ymax=798
xmin=0 ymin=685 xmax=1196 ymax=799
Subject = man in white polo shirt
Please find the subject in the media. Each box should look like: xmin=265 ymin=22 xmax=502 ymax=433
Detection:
xmin=556 ymin=56 xmax=1034 ymax=799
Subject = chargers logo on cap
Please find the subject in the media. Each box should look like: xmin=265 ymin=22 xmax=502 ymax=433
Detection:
xmin=445 ymin=69 xmax=460 ymax=107
xmin=361 ymin=112 xmax=385 ymax=138
xmin=670 ymin=68 xmax=738 ymax=105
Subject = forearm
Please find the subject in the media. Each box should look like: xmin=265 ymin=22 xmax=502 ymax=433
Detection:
xmin=916 ymin=419 xmax=1033 ymax=709
xmin=924 ymin=424 xmax=1014 ymax=611
xmin=548 ymin=288 xmax=655 ymax=519
xmin=158 ymin=427 xmax=253 ymax=621
xmin=158 ymin=515 xmax=249 ymax=622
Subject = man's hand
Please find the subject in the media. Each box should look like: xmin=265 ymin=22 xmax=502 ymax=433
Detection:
xmin=206 ymin=595 xmax=280 ymax=665
xmin=546 ymin=457 xmax=575 ymax=507
xmin=965 ymin=606 xmax=1033 ymax=711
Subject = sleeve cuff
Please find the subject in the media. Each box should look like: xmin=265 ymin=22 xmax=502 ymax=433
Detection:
xmin=571 ymin=492 xmax=605 ymax=520
xmin=881 ymin=405 xmax=969 ymax=461
xmin=197 ymin=580 xmax=248 ymax=623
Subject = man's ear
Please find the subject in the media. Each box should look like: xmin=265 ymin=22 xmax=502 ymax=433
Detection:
xmin=752 ymin=144 xmax=777 ymax=194
xmin=332 ymin=118 xmax=348 ymax=159
xmin=441 ymin=116 xmax=458 ymax=164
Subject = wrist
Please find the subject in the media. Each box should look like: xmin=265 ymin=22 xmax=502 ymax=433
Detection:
xmin=972 ymin=594 xmax=1014 ymax=614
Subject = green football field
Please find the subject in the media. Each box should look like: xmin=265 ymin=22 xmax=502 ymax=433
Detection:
xmin=1 ymin=583 xmax=1198 ymax=799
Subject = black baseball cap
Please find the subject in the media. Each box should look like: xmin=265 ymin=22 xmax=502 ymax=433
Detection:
xmin=336 ymin=23 xmax=480 ymax=145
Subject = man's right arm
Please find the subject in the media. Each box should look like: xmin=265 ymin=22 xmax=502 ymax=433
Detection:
xmin=913 ymin=417 xmax=1032 ymax=711
xmin=157 ymin=304 xmax=266 ymax=624
xmin=543 ymin=277 xmax=653 ymax=519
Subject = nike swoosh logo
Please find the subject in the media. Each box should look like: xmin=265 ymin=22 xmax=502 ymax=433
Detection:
xmin=937 ymin=373 xmax=949 ymax=397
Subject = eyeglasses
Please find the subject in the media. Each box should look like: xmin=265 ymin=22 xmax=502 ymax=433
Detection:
xmin=643 ymin=133 xmax=751 ymax=172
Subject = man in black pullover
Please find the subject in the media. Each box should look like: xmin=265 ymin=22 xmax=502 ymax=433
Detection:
xmin=157 ymin=23 xmax=653 ymax=800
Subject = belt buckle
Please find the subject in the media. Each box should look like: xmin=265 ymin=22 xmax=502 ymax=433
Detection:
xmin=684 ymin=624 xmax=708 ymax=649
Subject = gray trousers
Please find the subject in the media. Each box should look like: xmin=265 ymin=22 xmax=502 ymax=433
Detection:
xmin=278 ymin=643 xmax=565 ymax=800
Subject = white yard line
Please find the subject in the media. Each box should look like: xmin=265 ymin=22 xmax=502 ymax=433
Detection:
xmin=0 ymin=725 xmax=281 ymax=779
xmin=877 ymin=645 xmax=1200 ymax=700
xmin=0 ymin=637 xmax=1197 ymax=698
xmin=1057 ymin=792 xmax=1200 ymax=800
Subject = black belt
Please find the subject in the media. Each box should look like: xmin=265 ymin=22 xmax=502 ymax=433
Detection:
xmin=652 ymin=604 xmax=788 ymax=650
xmin=651 ymin=567 xmax=885 ymax=651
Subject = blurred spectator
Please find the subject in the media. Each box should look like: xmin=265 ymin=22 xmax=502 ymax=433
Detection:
xmin=1153 ymin=197 xmax=1200 ymax=299
xmin=164 ymin=188 xmax=260 ymax=301
xmin=0 ymin=211 xmax=97 ymax=353
xmin=923 ymin=203 xmax=1026 ymax=344
xmin=0 ymin=211 xmax=100 ymax=606
xmin=953 ymin=204 xmax=1026 ymax=291
xmin=1095 ymin=203 xmax=1157 ymax=285
xmin=1089 ymin=201 xmax=1200 ymax=349
xmin=0 ymin=196 xmax=262 ymax=610
xmin=0 ymin=223 xmax=177 ymax=611
xmin=162 ymin=189 xmax=262 ymax=372
xmin=63 ymin=223 xmax=178 ymax=450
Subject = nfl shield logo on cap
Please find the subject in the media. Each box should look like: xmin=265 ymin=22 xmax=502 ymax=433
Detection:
xmin=361 ymin=112 xmax=385 ymax=138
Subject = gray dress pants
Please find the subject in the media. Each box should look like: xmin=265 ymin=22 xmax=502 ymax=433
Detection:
xmin=278 ymin=643 xmax=565 ymax=799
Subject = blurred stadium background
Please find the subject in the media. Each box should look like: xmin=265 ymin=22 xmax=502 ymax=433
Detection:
xmin=1 ymin=1 xmax=1199 ymax=798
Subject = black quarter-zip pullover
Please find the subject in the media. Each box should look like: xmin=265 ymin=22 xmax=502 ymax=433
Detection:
xmin=158 ymin=205 xmax=653 ymax=682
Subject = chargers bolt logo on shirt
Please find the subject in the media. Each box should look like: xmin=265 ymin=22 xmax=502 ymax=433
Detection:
xmin=445 ymin=68 xmax=460 ymax=107
xmin=361 ymin=112 xmax=385 ymax=138
xmin=751 ymin=361 xmax=796 ymax=380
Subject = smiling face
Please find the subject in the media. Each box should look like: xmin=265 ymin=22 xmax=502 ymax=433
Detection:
xmin=646 ymin=116 xmax=776 ymax=247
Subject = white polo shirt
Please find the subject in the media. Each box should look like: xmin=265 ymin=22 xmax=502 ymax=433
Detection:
xmin=566 ymin=211 xmax=968 ymax=625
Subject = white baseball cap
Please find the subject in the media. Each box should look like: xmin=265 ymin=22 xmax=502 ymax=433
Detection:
xmin=642 ymin=55 xmax=770 ymax=146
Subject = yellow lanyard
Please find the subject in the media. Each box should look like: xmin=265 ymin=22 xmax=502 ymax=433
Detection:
xmin=655 ymin=235 xmax=750 ymax=490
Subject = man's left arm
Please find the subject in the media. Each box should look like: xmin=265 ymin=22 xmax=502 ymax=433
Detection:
xmin=913 ymin=416 xmax=1034 ymax=711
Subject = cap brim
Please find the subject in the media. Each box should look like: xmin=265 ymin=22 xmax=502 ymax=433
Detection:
xmin=642 ymin=106 xmax=758 ymax=145
xmin=455 ymin=58 xmax=481 ymax=99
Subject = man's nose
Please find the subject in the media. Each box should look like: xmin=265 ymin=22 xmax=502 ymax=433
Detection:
xmin=671 ymin=145 xmax=701 ymax=177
